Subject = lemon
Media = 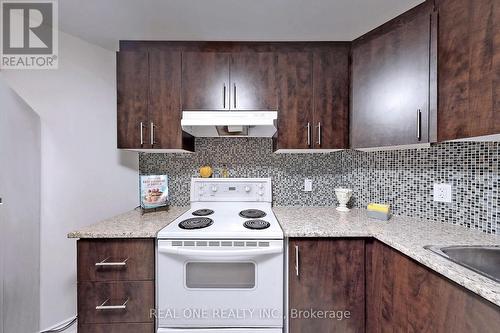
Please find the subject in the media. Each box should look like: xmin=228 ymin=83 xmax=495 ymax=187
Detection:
xmin=199 ymin=165 xmax=213 ymax=178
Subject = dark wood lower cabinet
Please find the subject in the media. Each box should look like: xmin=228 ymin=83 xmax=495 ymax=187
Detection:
xmin=78 ymin=281 xmax=154 ymax=324
xmin=78 ymin=323 xmax=154 ymax=333
xmin=77 ymin=239 xmax=155 ymax=332
xmin=289 ymin=238 xmax=500 ymax=333
xmin=366 ymin=240 xmax=500 ymax=333
xmin=77 ymin=239 xmax=154 ymax=282
xmin=288 ymin=238 xmax=365 ymax=333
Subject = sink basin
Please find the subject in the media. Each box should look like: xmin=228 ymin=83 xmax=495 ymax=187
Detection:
xmin=425 ymin=245 xmax=500 ymax=283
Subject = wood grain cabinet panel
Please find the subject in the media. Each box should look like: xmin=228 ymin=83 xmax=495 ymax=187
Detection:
xmin=117 ymin=49 xmax=194 ymax=151
xmin=276 ymin=52 xmax=314 ymax=150
xmin=117 ymin=51 xmax=149 ymax=149
xmin=77 ymin=239 xmax=155 ymax=332
xmin=351 ymin=3 xmax=435 ymax=149
xmin=78 ymin=281 xmax=154 ymax=325
xmin=149 ymin=49 xmax=194 ymax=150
xmin=275 ymin=47 xmax=350 ymax=151
xmin=288 ymin=238 xmax=365 ymax=333
xmin=78 ymin=239 xmax=154 ymax=282
xmin=230 ymin=52 xmax=278 ymax=110
xmin=78 ymin=323 xmax=154 ymax=333
xmin=313 ymin=47 xmax=350 ymax=149
xmin=436 ymin=0 xmax=500 ymax=140
xmin=181 ymin=52 xmax=230 ymax=110
xmin=366 ymin=240 xmax=500 ymax=333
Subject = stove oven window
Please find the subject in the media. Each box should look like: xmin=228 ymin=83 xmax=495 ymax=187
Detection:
xmin=185 ymin=262 xmax=255 ymax=289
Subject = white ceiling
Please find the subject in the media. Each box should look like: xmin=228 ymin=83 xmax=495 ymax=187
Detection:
xmin=58 ymin=0 xmax=424 ymax=50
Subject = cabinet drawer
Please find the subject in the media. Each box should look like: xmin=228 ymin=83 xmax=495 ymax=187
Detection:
xmin=79 ymin=323 xmax=154 ymax=333
xmin=78 ymin=281 xmax=154 ymax=324
xmin=78 ymin=239 xmax=154 ymax=281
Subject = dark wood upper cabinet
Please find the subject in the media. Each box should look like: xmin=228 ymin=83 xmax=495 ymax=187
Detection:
xmin=117 ymin=51 xmax=149 ymax=149
xmin=366 ymin=240 xmax=500 ymax=333
xmin=351 ymin=3 xmax=437 ymax=149
xmin=313 ymin=47 xmax=350 ymax=149
xmin=230 ymin=52 xmax=278 ymax=110
xmin=289 ymin=238 xmax=365 ymax=333
xmin=275 ymin=47 xmax=350 ymax=151
xmin=181 ymin=52 xmax=230 ymax=110
xmin=276 ymin=52 xmax=314 ymax=150
xmin=181 ymin=51 xmax=277 ymax=111
xmin=436 ymin=0 xmax=500 ymax=141
xmin=150 ymin=50 xmax=194 ymax=150
xmin=117 ymin=49 xmax=194 ymax=151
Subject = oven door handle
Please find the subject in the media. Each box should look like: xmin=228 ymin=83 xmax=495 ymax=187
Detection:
xmin=158 ymin=246 xmax=283 ymax=257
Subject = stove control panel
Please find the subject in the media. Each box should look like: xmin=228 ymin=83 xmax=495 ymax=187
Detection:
xmin=190 ymin=178 xmax=272 ymax=202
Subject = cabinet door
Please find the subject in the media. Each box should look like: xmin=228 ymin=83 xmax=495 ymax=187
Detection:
xmin=181 ymin=52 xmax=229 ymax=110
xmin=351 ymin=10 xmax=432 ymax=148
xmin=276 ymin=52 xmax=314 ymax=150
xmin=289 ymin=239 xmax=365 ymax=333
xmin=437 ymin=0 xmax=500 ymax=140
xmin=117 ymin=51 xmax=149 ymax=149
xmin=313 ymin=47 xmax=350 ymax=149
xmin=366 ymin=240 xmax=500 ymax=332
xmin=230 ymin=52 xmax=278 ymax=110
xmin=149 ymin=50 xmax=189 ymax=149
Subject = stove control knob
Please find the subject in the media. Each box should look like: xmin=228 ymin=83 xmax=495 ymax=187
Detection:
xmin=258 ymin=191 xmax=264 ymax=196
xmin=211 ymin=186 xmax=218 ymax=192
xmin=244 ymin=186 xmax=251 ymax=192
xmin=258 ymin=184 xmax=264 ymax=189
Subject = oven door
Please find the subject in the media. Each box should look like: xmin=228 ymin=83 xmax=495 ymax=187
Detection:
xmin=158 ymin=329 xmax=282 ymax=333
xmin=157 ymin=240 xmax=283 ymax=328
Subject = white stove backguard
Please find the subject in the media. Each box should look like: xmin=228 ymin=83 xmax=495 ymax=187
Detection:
xmin=190 ymin=178 xmax=272 ymax=203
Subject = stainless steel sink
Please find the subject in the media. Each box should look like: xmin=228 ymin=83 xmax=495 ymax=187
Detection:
xmin=425 ymin=245 xmax=500 ymax=283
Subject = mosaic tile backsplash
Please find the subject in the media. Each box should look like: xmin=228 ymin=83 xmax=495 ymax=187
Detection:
xmin=140 ymin=138 xmax=500 ymax=234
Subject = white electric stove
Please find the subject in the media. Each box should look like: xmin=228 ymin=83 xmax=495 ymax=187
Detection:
xmin=156 ymin=178 xmax=284 ymax=333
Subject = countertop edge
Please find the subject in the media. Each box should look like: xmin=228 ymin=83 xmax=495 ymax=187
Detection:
xmin=67 ymin=206 xmax=189 ymax=239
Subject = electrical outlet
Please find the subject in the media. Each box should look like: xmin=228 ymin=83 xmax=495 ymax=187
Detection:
xmin=304 ymin=179 xmax=312 ymax=192
xmin=433 ymin=183 xmax=452 ymax=203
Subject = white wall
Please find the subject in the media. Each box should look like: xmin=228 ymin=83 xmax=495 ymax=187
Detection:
xmin=2 ymin=31 xmax=138 ymax=330
xmin=0 ymin=78 xmax=41 ymax=333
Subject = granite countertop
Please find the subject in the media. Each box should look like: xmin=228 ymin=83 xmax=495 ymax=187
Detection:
xmin=67 ymin=206 xmax=188 ymax=238
xmin=273 ymin=207 xmax=500 ymax=307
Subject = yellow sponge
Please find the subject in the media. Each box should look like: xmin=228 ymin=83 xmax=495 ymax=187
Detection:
xmin=367 ymin=203 xmax=390 ymax=214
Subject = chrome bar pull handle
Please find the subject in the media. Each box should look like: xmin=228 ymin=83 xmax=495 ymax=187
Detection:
xmin=306 ymin=122 xmax=311 ymax=147
xmin=233 ymin=83 xmax=237 ymax=109
xmin=416 ymin=109 xmax=422 ymax=141
xmin=150 ymin=122 xmax=155 ymax=146
xmin=96 ymin=298 xmax=129 ymax=311
xmin=139 ymin=122 xmax=145 ymax=146
xmin=223 ymin=84 xmax=226 ymax=109
xmin=95 ymin=257 xmax=129 ymax=267
xmin=317 ymin=122 xmax=322 ymax=146
xmin=295 ymin=245 xmax=299 ymax=277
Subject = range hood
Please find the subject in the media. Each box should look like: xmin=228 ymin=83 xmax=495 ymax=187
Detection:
xmin=181 ymin=111 xmax=278 ymax=137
